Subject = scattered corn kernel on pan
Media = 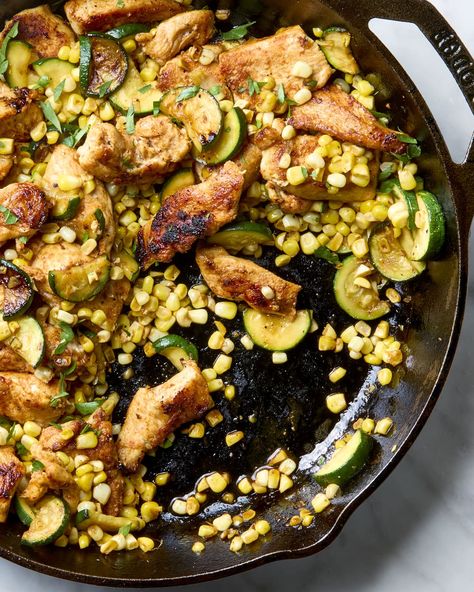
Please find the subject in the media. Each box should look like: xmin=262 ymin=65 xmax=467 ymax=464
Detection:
xmin=0 ymin=0 xmax=473 ymax=586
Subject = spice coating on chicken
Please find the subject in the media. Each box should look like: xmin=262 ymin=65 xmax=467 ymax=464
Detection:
xmin=0 ymin=447 xmax=25 ymax=523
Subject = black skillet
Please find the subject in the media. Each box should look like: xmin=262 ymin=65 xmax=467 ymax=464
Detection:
xmin=0 ymin=0 xmax=473 ymax=586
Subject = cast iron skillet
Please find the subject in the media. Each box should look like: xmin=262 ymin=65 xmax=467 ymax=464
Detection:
xmin=0 ymin=0 xmax=473 ymax=586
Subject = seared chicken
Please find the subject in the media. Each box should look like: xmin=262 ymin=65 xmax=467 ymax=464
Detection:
xmin=196 ymin=244 xmax=301 ymax=317
xmin=0 ymin=373 xmax=65 ymax=426
xmin=232 ymin=142 xmax=262 ymax=190
xmin=41 ymin=321 xmax=97 ymax=374
xmin=0 ymin=447 xmax=25 ymax=523
xmin=266 ymin=182 xmax=312 ymax=215
xmin=260 ymin=135 xmax=379 ymax=201
xmin=64 ymin=0 xmax=184 ymax=34
xmin=78 ymin=116 xmax=191 ymax=185
xmin=137 ymin=161 xmax=244 ymax=269
xmin=252 ymin=127 xmax=281 ymax=151
xmin=157 ymin=45 xmax=225 ymax=92
xmin=118 ymin=361 xmax=213 ymax=472
xmin=0 ymin=5 xmax=76 ymax=59
xmin=0 ymin=344 xmax=32 ymax=373
xmin=137 ymin=10 xmax=215 ymax=65
xmin=219 ymin=26 xmax=333 ymax=103
xmin=288 ymin=84 xmax=407 ymax=154
xmin=0 ymin=183 xmax=48 ymax=244
xmin=0 ymin=83 xmax=42 ymax=141
xmin=0 ymin=156 xmax=13 ymax=182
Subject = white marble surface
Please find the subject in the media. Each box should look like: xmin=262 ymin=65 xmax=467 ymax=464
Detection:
xmin=1 ymin=1 xmax=474 ymax=590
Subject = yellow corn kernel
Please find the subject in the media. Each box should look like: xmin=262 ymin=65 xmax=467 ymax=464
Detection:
xmin=99 ymin=102 xmax=115 ymax=121
xmin=58 ymin=46 xmax=71 ymax=61
xmin=198 ymin=524 xmax=218 ymax=539
xmin=76 ymin=472 xmax=94 ymax=492
xmin=69 ymin=45 xmax=80 ymax=63
xmin=192 ymin=541 xmax=205 ymax=554
xmin=0 ymin=138 xmax=14 ymax=155
xmin=398 ymin=169 xmax=417 ymax=191
xmin=206 ymin=472 xmax=228 ymax=493
xmin=76 ymin=432 xmax=98 ymax=450
xmin=255 ymin=520 xmax=271 ymax=535
xmin=329 ymin=367 xmax=347 ymax=383
xmin=362 ymin=418 xmax=375 ymax=433
xmin=30 ymin=121 xmax=47 ymax=142
xmin=325 ymin=483 xmax=342 ymax=499
xmin=326 ymin=392 xmax=347 ymax=414
xmin=214 ymin=301 xmax=237 ymax=320
xmin=46 ymin=131 xmax=60 ymax=145
xmin=137 ymin=537 xmax=155 ymax=552
xmin=58 ymin=174 xmax=82 ymax=191
xmin=286 ymin=166 xmax=308 ymax=186
xmin=141 ymin=501 xmax=161 ymax=523
xmin=378 ymin=368 xmax=393 ymax=385
xmin=225 ymin=430 xmax=244 ymax=447
xmin=374 ymin=417 xmax=394 ymax=435
xmin=122 ymin=39 xmax=137 ymax=53
xmin=311 ymin=492 xmax=331 ymax=513
xmin=78 ymin=533 xmax=91 ymax=549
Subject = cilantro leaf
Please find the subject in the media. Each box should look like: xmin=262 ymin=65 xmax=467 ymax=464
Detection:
xmin=118 ymin=523 xmax=132 ymax=536
xmin=31 ymin=460 xmax=45 ymax=472
xmin=98 ymin=80 xmax=112 ymax=98
xmin=53 ymin=321 xmax=74 ymax=355
xmin=277 ymin=83 xmax=286 ymax=104
xmin=50 ymin=372 xmax=70 ymax=407
xmin=314 ymin=246 xmax=340 ymax=265
xmin=94 ymin=208 xmax=105 ymax=234
xmin=116 ymin=0 xmax=125 ymax=6
xmin=40 ymin=100 xmax=62 ymax=133
xmin=208 ymin=85 xmax=222 ymax=97
xmin=15 ymin=442 xmax=28 ymax=457
xmin=247 ymin=77 xmax=264 ymax=97
xmin=75 ymin=401 xmax=102 ymax=416
xmin=53 ymin=79 xmax=66 ymax=102
xmin=138 ymin=84 xmax=152 ymax=94
xmin=126 ymin=104 xmax=135 ymax=134
xmin=0 ymin=21 xmax=19 ymax=81
xmin=32 ymin=75 xmax=50 ymax=90
xmin=221 ymin=21 xmax=256 ymax=41
xmin=396 ymin=133 xmax=418 ymax=144
xmin=62 ymin=124 xmax=89 ymax=148
xmin=176 ymin=86 xmax=200 ymax=102
xmin=0 ymin=205 xmax=18 ymax=225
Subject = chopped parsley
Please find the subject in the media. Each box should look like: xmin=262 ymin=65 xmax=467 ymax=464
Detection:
xmin=0 ymin=205 xmax=18 ymax=225
xmin=53 ymin=79 xmax=66 ymax=102
xmin=40 ymin=100 xmax=62 ymax=133
xmin=0 ymin=21 xmax=19 ymax=80
xmin=50 ymin=366 xmax=75 ymax=408
xmin=125 ymin=104 xmax=135 ymax=134
xmin=62 ymin=124 xmax=90 ymax=148
xmin=98 ymin=80 xmax=112 ymax=98
xmin=15 ymin=442 xmax=28 ymax=457
xmin=176 ymin=86 xmax=200 ymax=102
xmin=31 ymin=460 xmax=45 ymax=473
xmin=53 ymin=322 xmax=75 ymax=355
xmin=276 ymin=83 xmax=286 ymax=104
xmin=118 ymin=523 xmax=132 ymax=536
xmin=94 ymin=208 xmax=105 ymax=234
xmin=75 ymin=401 xmax=102 ymax=416
xmin=247 ymin=77 xmax=264 ymax=97
xmin=221 ymin=21 xmax=256 ymax=41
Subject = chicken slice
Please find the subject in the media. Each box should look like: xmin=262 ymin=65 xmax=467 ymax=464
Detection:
xmin=64 ymin=0 xmax=185 ymax=35
xmin=137 ymin=161 xmax=244 ymax=269
xmin=0 ymin=373 xmax=65 ymax=426
xmin=0 ymin=156 xmax=13 ymax=182
xmin=77 ymin=115 xmax=191 ymax=185
xmin=137 ymin=10 xmax=215 ymax=65
xmin=288 ymin=84 xmax=406 ymax=154
xmin=260 ymin=135 xmax=379 ymax=201
xmin=0 ymin=447 xmax=25 ymax=523
xmin=41 ymin=145 xmax=115 ymax=255
xmin=232 ymin=142 xmax=262 ymax=190
xmin=0 ymin=344 xmax=32 ymax=373
xmin=0 ymin=183 xmax=48 ymax=244
xmin=219 ymin=26 xmax=333 ymax=104
xmin=118 ymin=361 xmax=213 ymax=472
xmin=266 ymin=182 xmax=312 ymax=215
xmin=251 ymin=127 xmax=281 ymax=151
xmin=0 ymin=5 xmax=76 ymax=59
xmin=196 ymin=244 xmax=301 ymax=317
xmin=0 ymin=83 xmax=42 ymax=141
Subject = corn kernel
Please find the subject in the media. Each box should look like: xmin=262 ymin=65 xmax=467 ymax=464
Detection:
xmin=225 ymin=430 xmax=244 ymax=447
xmin=375 ymin=417 xmax=394 ymax=435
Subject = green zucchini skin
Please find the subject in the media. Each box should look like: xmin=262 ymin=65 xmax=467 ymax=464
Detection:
xmin=6 ymin=316 xmax=45 ymax=368
xmin=319 ymin=29 xmax=360 ymax=75
xmin=51 ymin=196 xmax=81 ymax=221
xmin=0 ymin=260 xmax=34 ymax=319
xmin=243 ymin=308 xmax=312 ymax=352
xmin=409 ymin=191 xmax=446 ymax=261
xmin=14 ymin=496 xmax=36 ymax=526
xmin=32 ymin=57 xmax=75 ymax=88
xmin=21 ymin=496 xmax=70 ymax=547
xmin=79 ymin=35 xmax=128 ymax=98
xmin=208 ymin=221 xmax=273 ymax=251
xmin=5 ymin=40 xmax=32 ymax=88
xmin=195 ymin=107 xmax=247 ymax=166
xmin=153 ymin=334 xmax=199 ymax=370
xmin=160 ymin=169 xmax=195 ymax=203
xmin=48 ymin=256 xmax=110 ymax=302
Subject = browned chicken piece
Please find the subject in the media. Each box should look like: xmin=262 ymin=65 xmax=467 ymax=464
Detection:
xmin=219 ymin=26 xmax=333 ymax=104
xmin=0 ymin=344 xmax=32 ymax=373
xmin=41 ymin=145 xmax=115 ymax=255
xmin=41 ymin=321 xmax=96 ymax=374
xmin=251 ymin=127 xmax=281 ymax=151
xmin=137 ymin=10 xmax=215 ymax=65
xmin=260 ymin=135 xmax=379 ymax=201
xmin=266 ymin=182 xmax=312 ymax=215
xmin=0 ymin=156 xmax=13 ymax=182
xmin=0 ymin=183 xmax=48 ymax=244
xmin=196 ymin=244 xmax=301 ymax=317
xmin=137 ymin=161 xmax=244 ymax=269
xmin=77 ymin=116 xmax=191 ymax=185
xmin=232 ymin=142 xmax=262 ymax=190
xmin=288 ymin=84 xmax=406 ymax=154
xmin=0 ymin=5 xmax=76 ymax=59
xmin=0 ymin=373 xmax=65 ymax=426
xmin=118 ymin=361 xmax=213 ymax=472
xmin=0 ymin=84 xmax=42 ymax=142
xmin=0 ymin=447 xmax=25 ymax=523
xmin=64 ymin=0 xmax=185 ymax=35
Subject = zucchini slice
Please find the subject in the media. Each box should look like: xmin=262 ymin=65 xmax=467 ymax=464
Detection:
xmin=117 ymin=249 xmax=139 ymax=282
xmin=159 ymin=87 xmax=223 ymax=151
xmin=369 ymin=224 xmax=426 ymax=282
xmin=14 ymin=496 xmax=36 ymax=526
xmin=0 ymin=260 xmax=34 ymax=319
xmin=79 ymin=35 xmax=128 ymax=98
xmin=319 ymin=29 xmax=360 ymax=75
xmin=7 ymin=316 xmax=45 ymax=368
xmin=160 ymin=169 xmax=195 ymax=203
xmin=407 ymin=191 xmax=446 ymax=261
xmin=32 ymin=57 xmax=75 ymax=89
xmin=314 ymin=429 xmax=373 ymax=486
xmin=106 ymin=23 xmax=151 ymax=39
xmin=208 ymin=221 xmax=273 ymax=251
xmin=109 ymin=58 xmax=163 ymax=115
xmin=21 ymin=496 xmax=70 ymax=547
xmin=194 ymin=107 xmax=247 ymax=166
xmin=48 ymin=256 xmax=110 ymax=302
xmin=334 ymin=255 xmax=390 ymax=321
xmin=51 ymin=196 xmax=81 ymax=221
xmin=243 ymin=308 xmax=312 ymax=352
xmin=5 ymin=40 xmax=32 ymax=88
xmin=153 ymin=335 xmax=199 ymax=371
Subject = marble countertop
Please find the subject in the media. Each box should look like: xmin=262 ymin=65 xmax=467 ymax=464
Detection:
xmin=1 ymin=1 xmax=473 ymax=590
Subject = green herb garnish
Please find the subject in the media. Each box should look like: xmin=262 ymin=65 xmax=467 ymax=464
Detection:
xmin=98 ymin=80 xmax=112 ymax=98
xmin=221 ymin=21 xmax=256 ymax=41
xmin=138 ymin=84 xmax=152 ymax=94
xmin=153 ymin=101 xmax=160 ymax=116
xmin=0 ymin=205 xmax=18 ymax=225
xmin=94 ymin=208 xmax=105 ymax=234
xmin=118 ymin=523 xmax=132 ymax=536
xmin=53 ymin=321 xmax=74 ymax=355
xmin=40 ymin=100 xmax=62 ymax=133
xmin=176 ymin=86 xmax=200 ymax=102
xmin=53 ymin=80 xmax=66 ymax=102
xmin=0 ymin=22 xmax=19 ymax=80
xmin=75 ymin=401 xmax=102 ymax=416
xmin=314 ymin=246 xmax=340 ymax=265
xmin=208 ymin=85 xmax=222 ymax=96
xmin=396 ymin=133 xmax=418 ymax=144
xmin=126 ymin=104 xmax=135 ymax=134
xmin=31 ymin=460 xmax=45 ymax=472
xmin=247 ymin=77 xmax=264 ymax=97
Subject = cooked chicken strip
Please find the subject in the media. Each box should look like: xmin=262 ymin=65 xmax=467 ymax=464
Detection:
xmin=260 ymin=135 xmax=379 ymax=201
xmin=0 ymin=183 xmax=48 ymax=244
xmin=196 ymin=244 xmax=301 ymax=317
xmin=219 ymin=26 xmax=333 ymax=104
xmin=0 ymin=447 xmax=25 ymax=523
xmin=137 ymin=161 xmax=244 ymax=269
xmin=41 ymin=145 xmax=115 ymax=255
xmin=0 ymin=84 xmax=42 ymax=141
xmin=0 ymin=156 xmax=13 ymax=182
xmin=266 ymin=182 xmax=312 ymax=215
xmin=233 ymin=142 xmax=262 ymax=190
xmin=288 ymin=84 xmax=406 ymax=154
xmin=137 ymin=10 xmax=215 ymax=65
xmin=251 ymin=127 xmax=281 ymax=151
xmin=77 ymin=116 xmax=191 ymax=185
xmin=0 ymin=344 xmax=32 ymax=373
xmin=118 ymin=361 xmax=213 ymax=472
xmin=64 ymin=0 xmax=184 ymax=35
xmin=0 ymin=5 xmax=76 ymax=59
xmin=157 ymin=46 xmax=225 ymax=92
xmin=0 ymin=373 xmax=65 ymax=426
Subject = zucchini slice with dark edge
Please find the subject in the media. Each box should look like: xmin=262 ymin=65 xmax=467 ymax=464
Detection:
xmin=0 ymin=260 xmax=34 ymax=319
xmin=194 ymin=107 xmax=247 ymax=166
xmin=21 ymin=496 xmax=70 ymax=547
xmin=105 ymin=23 xmax=151 ymax=39
xmin=117 ymin=249 xmax=139 ymax=282
xmin=314 ymin=429 xmax=373 ymax=486
xmin=48 ymin=256 xmax=110 ymax=302
xmin=6 ymin=316 xmax=45 ymax=368
xmin=32 ymin=57 xmax=75 ymax=88
xmin=160 ymin=169 xmax=195 ymax=203
xmin=379 ymin=179 xmax=419 ymax=231
xmin=243 ymin=309 xmax=312 ymax=352
xmin=407 ymin=191 xmax=446 ymax=261
xmin=318 ymin=29 xmax=360 ymax=75
xmin=14 ymin=496 xmax=36 ymax=526
xmin=153 ymin=334 xmax=199 ymax=370
xmin=334 ymin=255 xmax=390 ymax=321
xmin=109 ymin=58 xmax=163 ymax=115
xmin=159 ymin=87 xmax=223 ymax=151
xmin=6 ymin=40 xmax=32 ymax=88
xmin=51 ymin=196 xmax=81 ymax=221
xmin=79 ymin=35 xmax=128 ymax=98
xmin=208 ymin=221 xmax=273 ymax=251
xmin=369 ymin=224 xmax=426 ymax=282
